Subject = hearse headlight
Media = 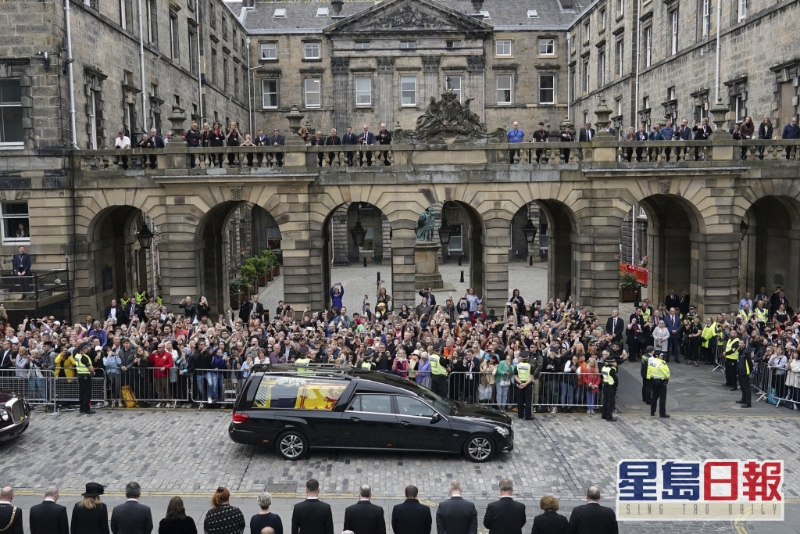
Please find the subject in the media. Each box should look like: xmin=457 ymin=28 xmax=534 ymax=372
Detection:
xmin=494 ymin=426 xmax=509 ymax=437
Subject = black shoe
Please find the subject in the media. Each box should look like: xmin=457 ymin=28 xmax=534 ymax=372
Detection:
xmin=736 ymin=400 xmax=745 ymax=404
xmin=86 ymin=409 xmax=96 ymax=414
xmin=518 ymin=415 xmax=525 ymax=419
xmin=742 ymin=404 xmax=752 ymax=408
xmin=650 ymin=413 xmax=655 ymax=416
xmin=606 ymin=417 xmax=616 ymax=422
xmin=675 ymin=360 xmax=681 ymax=364
xmin=730 ymin=387 xmax=738 ymax=391
xmin=660 ymin=414 xmax=670 ymax=418
xmin=525 ymin=417 xmax=534 ymax=421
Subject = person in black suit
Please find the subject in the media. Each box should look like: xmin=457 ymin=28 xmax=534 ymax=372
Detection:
xmin=342 ymin=126 xmax=358 ymax=166
xmin=110 ymin=481 xmax=153 ymax=534
xmin=578 ymin=123 xmax=595 ymax=142
xmin=324 ymin=128 xmax=342 ymax=166
xmin=530 ymin=495 xmax=568 ymax=534
xmin=0 ymin=486 xmax=23 ymax=534
xmin=124 ymin=298 xmax=143 ymax=325
xmin=291 ymin=479 xmax=334 ymax=534
xmin=436 ymin=480 xmax=477 ymax=534
xmin=70 ymin=482 xmax=110 ymax=534
xmin=343 ymin=485 xmax=385 ymax=534
xmin=376 ymin=123 xmax=392 ymax=165
xmin=240 ymin=295 xmax=265 ymax=324
xmin=664 ymin=289 xmax=680 ymax=311
xmin=391 ymin=485 xmax=431 ymax=534
xmin=12 ymin=245 xmax=32 ymax=293
xmin=267 ymin=129 xmax=286 ymax=167
xmin=30 ymin=485 xmax=69 ymax=534
xmin=566 ymin=486 xmax=618 ymax=534
xmin=482 ymin=478 xmax=525 ymax=534
xmin=357 ymin=124 xmax=376 ymax=167
xmin=419 ymin=288 xmax=436 ymax=307
xmin=605 ymin=310 xmax=624 ymax=345
xmin=254 ymin=129 xmax=269 ymax=167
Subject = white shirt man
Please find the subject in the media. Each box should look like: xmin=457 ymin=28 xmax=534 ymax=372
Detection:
xmin=114 ymin=131 xmax=131 ymax=149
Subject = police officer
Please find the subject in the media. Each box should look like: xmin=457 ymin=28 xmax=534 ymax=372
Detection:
xmin=295 ymin=354 xmax=311 ymax=374
xmin=429 ymin=349 xmax=449 ymax=398
xmin=647 ymin=352 xmax=671 ymax=418
xmin=736 ymin=345 xmax=754 ymax=408
xmin=640 ymin=345 xmax=656 ymax=404
xmin=601 ymin=358 xmax=618 ymax=422
xmin=514 ymin=351 xmax=534 ymax=420
xmin=74 ymin=342 xmax=95 ymax=414
xmin=361 ymin=354 xmax=375 ymax=371
xmin=724 ymin=330 xmax=740 ymax=390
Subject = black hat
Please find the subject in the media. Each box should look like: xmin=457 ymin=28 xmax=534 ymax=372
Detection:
xmin=75 ymin=342 xmax=89 ymax=352
xmin=645 ymin=345 xmax=655 ymax=352
xmin=81 ymin=482 xmax=105 ymax=497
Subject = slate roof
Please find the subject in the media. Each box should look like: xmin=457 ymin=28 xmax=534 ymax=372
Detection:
xmin=242 ymin=0 xmax=584 ymax=34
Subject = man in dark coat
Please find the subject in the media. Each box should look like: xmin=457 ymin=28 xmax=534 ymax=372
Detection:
xmin=110 ymin=482 xmax=152 ymax=534
xmin=436 ymin=480 xmax=477 ymax=534
xmin=343 ymin=485 xmax=385 ymax=534
xmin=0 ymin=486 xmax=23 ymax=534
xmin=291 ymin=479 xmax=334 ymax=534
xmin=29 ymin=486 xmax=69 ymax=534
xmin=567 ymin=486 xmax=618 ymax=534
xmin=482 ymin=478 xmax=525 ymax=534
xmin=391 ymin=485 xmax=431 ymax=534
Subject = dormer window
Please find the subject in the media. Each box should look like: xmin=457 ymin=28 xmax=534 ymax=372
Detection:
xmin=273 ymin=8 xmax=286 ymax=18
xmin=316 ymin=7 xmax=328 ymax=17
xmin=527 ymin=9 xmax=539 ymax=17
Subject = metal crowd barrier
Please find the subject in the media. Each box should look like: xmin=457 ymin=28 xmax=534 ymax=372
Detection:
xmin=190 ymin=368 xmax=245 ymax=405
xmin=52 ymin=368 xmax=107 ymax=410
xmin=0 ymin=369 xmax=56 ymax=410
xmin=446 ymin=371 xmax=606 ymax=411
xmin=761 ymin=365 xmax=800 ymax=410
xmin=117 ymin=366 xmax=191 ymax=408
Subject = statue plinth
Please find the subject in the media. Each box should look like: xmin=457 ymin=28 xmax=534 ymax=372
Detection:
xmin=414 ymin=241 xmax=444 ymax=290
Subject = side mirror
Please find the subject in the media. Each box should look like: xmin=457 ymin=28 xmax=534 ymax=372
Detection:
xmin=430 ymin=412 xmax=442 ymax=424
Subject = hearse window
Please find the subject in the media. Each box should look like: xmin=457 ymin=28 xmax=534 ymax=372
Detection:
xmin=348 ymin=394 xmax=393 ymax=414
xmin=395 ymin=396 xmax=436 ymax=417
xmin=254 ymin=376 xmax=346 ymax=410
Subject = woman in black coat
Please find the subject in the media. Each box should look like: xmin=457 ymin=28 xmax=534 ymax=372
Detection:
xmin=531 ymin=495 xmax=568 ymax=534
xmin=159 ymin=496 xmax=197 ymax=534
xmin=71 ymin=483 xmax=110 ymax=534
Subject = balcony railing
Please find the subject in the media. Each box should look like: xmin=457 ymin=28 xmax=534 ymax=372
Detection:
xmin=46 ymin=138 xmax=800 ymax=173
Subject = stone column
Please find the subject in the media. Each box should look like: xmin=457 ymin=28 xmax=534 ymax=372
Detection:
xmin=391 ymin=223 xmax=417 ymax=308
xmin=484 ymin=219 xmax=509 ymax=313
xmin=331 ymin=204 xmax=350 ymax=266
xmin=702 ymin=231 xmax=741 ymax=316
xmin=331 ymin=57 xmax=350 ymax=134
xmin=280 ymin=192 xmax=316 ymax=310
xmin=467 ymin=56 xmax=485 ymax=123
xmin=377 ymin=57 xmax=395 ymax=128
xmin=575 ymin=214 xmax=625 ymax=316
xmin=422 ymin=56 xmax=441 ymax=105
xmin=709 ymin=99 xmax=733 ymax=161
xmin=283 ymin=105 xmax=308 ymax=167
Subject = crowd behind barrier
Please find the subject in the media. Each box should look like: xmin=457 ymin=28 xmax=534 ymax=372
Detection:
xmin=2 ymin=284 xmax=800 ymax=415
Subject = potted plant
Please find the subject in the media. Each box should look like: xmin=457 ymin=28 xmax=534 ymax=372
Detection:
xmin=229 ymin=277 xmax=249 ymax=309
xmin=240 ymin=263 xmax=259 ymax=293
xmin=263 ymin=249 xmax=279 ymax=276
xmin=245 ymin=256 xmax=270 ymax=287
xmin=619 ymin=272 xmax=640 ymax=302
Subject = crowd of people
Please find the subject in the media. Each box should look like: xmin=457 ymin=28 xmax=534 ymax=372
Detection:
xmin=0 ymin=478 xmax=619 ymax=534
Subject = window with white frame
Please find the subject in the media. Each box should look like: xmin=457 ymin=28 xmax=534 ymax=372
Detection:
xmin=539 ymin=38 xmax=555 ymax=55
xmin=273 ymin=7 xmax=286 ymax=17
xmin=495 ymin=39 xmax=512 ymax=56
xmin=445 ymin=75 xmax=462 ymax=102
xmin=671 ymin=10 xmax=678 ymax=55
xmin=600 ymin=7 xmax=606 ymax=31
xmin=262 ymin=79 xmax=278 ymax=108
xmin=583 ymin=60 xmax=590 ymax=92
xmin=400 ymin=40 xmax=416 ymax=49
xmin=303 ymin=42 xmax=320 ymax=59
xmin=497 ymin=74 xmax=512 ymax=105
xmin=644 ymin=26 xmax=652 ymax=67
xmin=539 ymin=74 xmax=555 ymax=104
xmin=446 ymin=40 xmax=462 ymax=48
xmin=120 ymin=0 xmax=128 ymax=29
xmin=316 ymin=7 xmax=328 ymax=17
xmin=169 ymin=10 xmax=179 ymax=59
xmin=583 ymin=20 xmax=590 ymax=41
xmin=0 ymin=79 xmax=23 ymax=144
xmin=737 ymin=0 xmax=746 ymax=21
xmin=617 ymin=0 xmax=624 ymax=16
xmin=1 ymin=202 xmax=29 ymax=243
xmin=401 ymin=76 xmax=417 ymax=106
xmin=702 ymin=0 xmax=711 ymax=36
xmin=598 ymin=49 xmax=606 ymax=86
xmin=616 ymin=38 xmax=624 ymax=77
xmin=354 ymin=41 xmax=370 ymax=50
xmin=448 ymin=224 xmax=463 ymax=252
xmin=260 ymin=42 xmax=277 ymax=60
xmin=146 ymin=0 xmax=158 ymax=44
xmin=304 ymin=78 xmax=321 ymax=108
xmin=355 ymin=77 xmax=372 ymax=107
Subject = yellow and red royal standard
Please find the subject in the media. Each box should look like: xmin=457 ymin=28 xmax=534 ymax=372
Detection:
xmin=616 ymin=459 xmax=784 ymax=522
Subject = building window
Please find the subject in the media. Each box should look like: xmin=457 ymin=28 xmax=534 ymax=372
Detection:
xmin=260 ymin=42 xmax=277 ymax=60
xmin=303 ymin=42 xmax=320 ymax=59
xmin=527 ymin=9 xmax=539 ymax=17
xmin=539 ymin=38 xmax=555 ymax=55
xmin=497 ymin=74 xmax=512 ymax=105
xmin=583 ymin=20 xmax=590 ymax=42
xmin=671 ymin=10 xmax=678 ymax=55
xmin=539 ymin=75 xmax=555 ymax=104
xmin=446 ymin=40 xmax=462 ymax=49
xmin=702 ymin=0 xmax=711 ymax=36
xmin=209 ymin=1 xmax=215 ymax=27
xmin=233 ymin=29 xmax=238 ymax=50
xmin=222 ymin=18 xmax=227 ymax=41
xmin=495 ymin=39 xmax=512 ymax=56
xmin=1 ymin=203 xmax=29 ymax=244
xmin=316 ymin=7 xmax=328 ymax=17
xmin=737 ymin=0 xmax=746 ymax=21
xmin=120 ymin=0 xmax=128 ymax=29
xmin=448 ymin=225 xmax=463 ymax=252
xmin=598 ymin=49 xmax=606 ymax=86
xmin=273 ymin=7 xmax=286 ymax=18
xmin=599 ymin=7 xmax=606 ymax=31
xmin=445 ymin=75 xmax=461 ymax=102
xmin=170 ymin=10 xmax=180 ymax=59
xmin=211 ymin=49 xmax=217 ymax=85
xmin=146 ymin=0 xmax=158 ymax=44
xmin=188 ymin=25 xmax=198 ymax=74
xmin=644 ymin=26 xmax=652 ymax=67
xmin=233 ymin=66 xmax=239 ymax=99
xmin=0 ymin=79 xmax=23 ymax=144
xmin=261 ymin=80 xmax=278 ymax=109
xmin=617 ymin=0 xmax=624 ymax=16
xmin=569 ymin=66 xmax=574 ymax=102
xmin=583 ymin=60 xmax=590 ymax=92
xmin=354 ymin=41 xmax=370 ymax=51
xmin=616 ymin=39 xmax=624 ymax=77
xmin=643 ymin=96 xmax=650 ymax=109
xmin=222 ymin=57 xmax=228 ymax=91
xmin=355 ymin=77 xmax=372 ymax=107
xmin=400 ymin=76 xmax=417 ymax=106
xmin=400 ymin=40 xmax=416 ymax=49
xmin=304 ymin=78 xmax=321 ymax=108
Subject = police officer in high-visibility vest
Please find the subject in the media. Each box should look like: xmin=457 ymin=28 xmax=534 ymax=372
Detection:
xmin=700 ymin=317 xmax=718 ymax=365
xmin=647 ymin=352 xmax=671 ymax=418
xmin=514 ymin=351 xmax=534 ymax=420
xmin=601 ymin=357 xmax=618 ymax=421
xmin=361 ymin=354 xmax=375 ymax=371
xmin=429 ymin=350 xmax=449 ymax=398
xmin=724 ymin=330 xmax=740 ymax=390
xmin=134 ymin=288 xmax=148 ymax=305
xmin=295 ymin=355 xmax=311 ymax=374
xmin=640 ymin=345 xmax=656 ymax=404
xmin=74 ymin=342 xmax=95 ymax=414
xmin=736 ymin=345 xmax=754 ymax=408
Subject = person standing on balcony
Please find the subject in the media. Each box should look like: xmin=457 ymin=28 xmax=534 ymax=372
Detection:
xmin=532 ymin=122 xmax=548 ymax=163
xmin=506 ymin=121 xmax=524 ymax=164
xmin=267 ymin=129 xmax=285 ymax=167
xmin=692 ymin=118 xmax=712 ymax=160
xmin=579 ymin=122 xmax=595 ymax=142
xmin=114 ymin=130 xmax=131 ymax=169
xmin=342 ymin=126 xmax=357 ymax=166
xmin=225 ymin=121 xmax=240 ymax=167
xmin=13 ymin=246 xmax=31 ymax=294
xmin=324 ymin=128 xmax=341 ymax=167
xmin=781 ymin=116 xmax=799 ymax=159
xmin=758 ymin=117 xmax=773 ymax=159
xmin=185 ymin=121 xmax=201 ymax=168
xmin=377 ymin=123 xmax=392 ymax=166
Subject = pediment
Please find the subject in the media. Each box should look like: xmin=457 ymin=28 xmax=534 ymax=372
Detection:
xmin=324 ymin=0 xmax=493 ymax=36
